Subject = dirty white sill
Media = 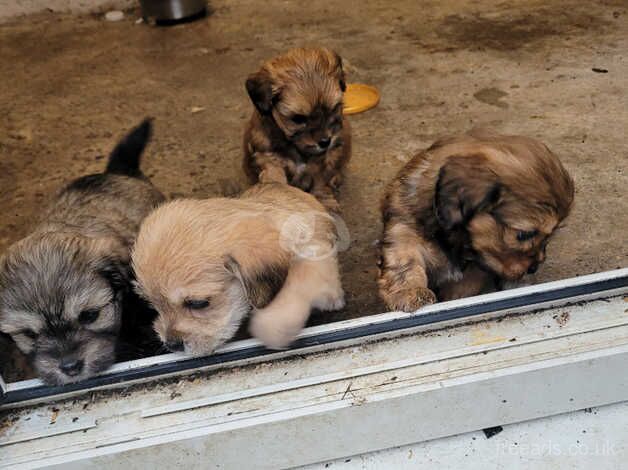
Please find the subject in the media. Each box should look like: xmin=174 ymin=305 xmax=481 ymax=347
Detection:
xmin=0 ymin=269 xmax=627 ymax=469
xmin=3 ymin=269 xmax=626 ymax=407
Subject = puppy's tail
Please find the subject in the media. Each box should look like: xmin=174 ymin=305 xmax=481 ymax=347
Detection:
xmin=106 ymin=118 xmax=153 ymax=178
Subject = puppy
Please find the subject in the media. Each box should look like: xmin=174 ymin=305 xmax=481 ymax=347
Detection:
xmin=243 ymin=47 xmax=352 ymax=213
xmin=378 ymin=129 xmax=574 ymax=312
xmin=0 ymin=120 xmax=165 ymax=385
xmin=132 ymin=183 xmax=345 ymax=353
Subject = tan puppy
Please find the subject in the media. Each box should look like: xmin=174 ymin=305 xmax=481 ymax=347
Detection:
xmin=132 ymin=183 xmax=345 ymax=353
xmin=378 ymin=129 xmax=574 ymax=312
xmin=243 ymin=47 xmax=351 ymax=213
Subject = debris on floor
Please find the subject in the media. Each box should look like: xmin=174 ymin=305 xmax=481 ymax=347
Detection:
xmin=554 ymin=311 xmax=571 ymax=327
xmin=104 ymin=11 xmax=124 ymax=22
xmin=482 ymin=426 xmax=504 ymax=439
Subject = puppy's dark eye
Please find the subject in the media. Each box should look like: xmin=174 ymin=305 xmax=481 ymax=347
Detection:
xmin=516 ymin=230 xmax=539 ymax=242
xmin=79 ymin=308 xmax=100 ymax=324
xmin=184 ymin=299 xmax=210 ymax=310
xmin=21 ymin=329 xmax=39 ymax=340
xmin=291 ymin=114 xmax=307 ymax=125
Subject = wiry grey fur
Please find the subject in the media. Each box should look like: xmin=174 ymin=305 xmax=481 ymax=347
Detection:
xmin=0 ymin=119 xmax=164 ymax=385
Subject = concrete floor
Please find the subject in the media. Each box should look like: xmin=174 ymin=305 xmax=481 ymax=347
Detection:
xmin=0 ymin=1 xmax=626 ymax=339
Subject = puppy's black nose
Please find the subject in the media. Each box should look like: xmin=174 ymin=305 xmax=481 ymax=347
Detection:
xmin=318 ymin=137 xmax=331 ymax=149
xmin=527 ymin=262 xmax=539 ymax=274
xmin=166 ymin=339 xmax=184 ymax=352
xmin=59 ymin=358 xmax=84 ymax=376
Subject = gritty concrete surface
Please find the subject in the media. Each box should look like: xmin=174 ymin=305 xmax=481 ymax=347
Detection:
xmin=0 ymin=0 xmax=626 ymax=374
xmin=0 ymin=1 xmax=133 ymax=23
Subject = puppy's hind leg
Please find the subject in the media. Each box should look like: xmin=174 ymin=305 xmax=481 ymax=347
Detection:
xmin=249 ymin=256 xmax=344 ymax=349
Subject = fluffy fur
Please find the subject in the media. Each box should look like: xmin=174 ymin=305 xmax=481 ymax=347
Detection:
xmin=243 ymin=47 xmax=352 ymax=213
xmin=378 ymin=129 xmax=575 ymax=312
xmin=132 ymin=183 xmax=345 ymax=354
xmin=0 ymin=119 xmax=165 ymax=385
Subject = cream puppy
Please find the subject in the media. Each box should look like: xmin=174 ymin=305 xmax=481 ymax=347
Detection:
xmin=132 ymin=183 xmax=345 ymax=353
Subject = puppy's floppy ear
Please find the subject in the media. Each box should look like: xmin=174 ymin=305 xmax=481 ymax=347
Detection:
xmin=246 ymin=69 xmax=276 ymax=115
xmin=131 ymin=279 xmax=147 ymax=301
xmin=85 ymin=236 xmax=131 ymax=295
xmin=333 ymin=51 xmax=346 ymax=92
xmin=97 ymin=256 xmax=132 ymax=296
xmin=225 ymin=255 xmax=255 ymax=305
xmin=224 ymin=255 xmax=285 ymax=308
xmin=434 ymin=155 xmax=501 ymax=230
xmin=225 ymin=255 xmax=246 ymax=287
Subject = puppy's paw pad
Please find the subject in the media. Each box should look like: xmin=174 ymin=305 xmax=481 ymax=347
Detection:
xmin=383 ymin=287 xmax=436 ymax=312
xmin=249 ymin=312 xmax=301 ymax=350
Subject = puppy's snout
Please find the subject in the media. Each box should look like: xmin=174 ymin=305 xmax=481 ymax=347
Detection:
xmin=165 ymin=339 xmax=184 ymax=352
xmin=318 ymin=137 xmax=331 ymax=149
xmin=59 ymin=357 xmax=84 ymax=376
xmin=527 ymin=262 xmax=539 ymax=274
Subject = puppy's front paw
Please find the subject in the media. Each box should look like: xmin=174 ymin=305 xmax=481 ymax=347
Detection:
xmin=249 ymin=309 xmax=302 ymax=350
xmin=259 ymin=166 xmax=288 ymax=184
xmin=328 ymin=174 xmax=343 ymax=191
xmin=316 ymin=195 xmax=341 ymax=214
xmin=381 ymin=287 xmax=436 ymax=312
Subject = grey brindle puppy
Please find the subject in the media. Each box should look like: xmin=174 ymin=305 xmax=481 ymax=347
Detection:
xmin=0 ymin=119 xmax=164 ymax=385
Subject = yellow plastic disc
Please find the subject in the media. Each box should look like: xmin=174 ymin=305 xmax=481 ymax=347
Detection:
xmin=343 ymin=83 xmax=380 ymax=115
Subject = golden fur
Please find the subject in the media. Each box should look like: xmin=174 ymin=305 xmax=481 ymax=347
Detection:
xmin=243 ymin=47 xmax=352 ymax=213
xmin=132 ymin=183 xmax=344 ymax=353
xmin=378 ymin=129 xmax=575 ymax=312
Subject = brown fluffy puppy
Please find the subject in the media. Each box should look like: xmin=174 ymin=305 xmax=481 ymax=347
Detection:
xmin=132 ymin=183 xmax=344 ymax=353
xmin=243 ymin=47 xmax=351 ymax=213
xmin=378 ymin=129 xmax=574 ymax=312
xmin=0 ymin=120 xmax=165 ymax=384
